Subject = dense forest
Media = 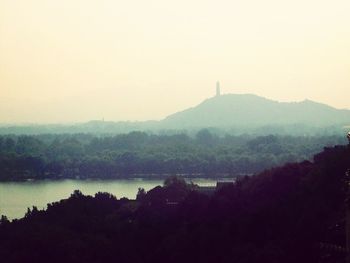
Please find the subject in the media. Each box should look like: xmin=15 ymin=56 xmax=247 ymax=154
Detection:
xmin=0 ymin=145 xmax=349 ymax=262
xmin=0 ymin=130 xmax=346 ymax=180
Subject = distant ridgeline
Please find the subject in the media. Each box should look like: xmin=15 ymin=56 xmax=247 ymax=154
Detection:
xmin=0 ymin=94 xmax=350 ymax=135
xmin=0 ymin=145 xmax=349 ymax=262
xmin=0 ymin=131 xmax=347 ymax=181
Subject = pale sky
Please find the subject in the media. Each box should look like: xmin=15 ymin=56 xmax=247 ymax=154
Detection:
xmin=1 ymin=0 xmax=350 ymax=123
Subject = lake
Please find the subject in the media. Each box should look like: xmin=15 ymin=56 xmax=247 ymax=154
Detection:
xmin=0 ymin=178 xmax=219 ymax=220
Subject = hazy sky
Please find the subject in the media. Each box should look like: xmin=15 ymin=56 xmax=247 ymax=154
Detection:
xmin=1 ymin=0 xmax=350 ymax=123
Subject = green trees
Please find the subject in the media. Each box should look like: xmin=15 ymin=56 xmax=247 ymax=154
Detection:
xmin=196 ymin=129 xmax=216 ymax=146
xmin=15 ymin=136 xmax=45 ymax=155
xmin=0 ymin=132 xmax=346 ymax=180
xmin=4 ymin=138 xmax=15 ymax=153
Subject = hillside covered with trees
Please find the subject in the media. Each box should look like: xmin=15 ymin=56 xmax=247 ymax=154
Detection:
xmin=0 ymin=131 xmax=346 ymax=181
xmin=163 ymin=94 xmax=350 ymax=128
xmin=0 ymin=145 xmax=349 ymax=262
xmin=1 ymin=94 xmax=350 ymax=136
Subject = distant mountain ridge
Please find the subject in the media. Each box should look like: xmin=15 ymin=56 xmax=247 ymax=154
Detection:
xmin=161 ymin=94 xmax=350 ymax=128
xmin=0 ymin=94 xmax=349 ymax=135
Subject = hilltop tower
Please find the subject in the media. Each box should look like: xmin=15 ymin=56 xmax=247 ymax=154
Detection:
xmin=216 ymin=81 xmax=221 ymax=96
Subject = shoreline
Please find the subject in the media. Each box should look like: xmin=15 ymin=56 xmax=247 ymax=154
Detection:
xmin=0 ymin=173 xmax=249 ymax=183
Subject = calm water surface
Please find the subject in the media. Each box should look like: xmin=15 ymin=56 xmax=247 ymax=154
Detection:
xmin=0 ymin=178 xmax=218 ymax=220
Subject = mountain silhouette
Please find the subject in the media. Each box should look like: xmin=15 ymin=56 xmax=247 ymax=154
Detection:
xmin=1 ymin=94 xmax=349 ymax=135
xmin=161 ymin=94 xmax=350 ymax=128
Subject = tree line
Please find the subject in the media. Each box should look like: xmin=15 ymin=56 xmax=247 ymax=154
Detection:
xmin=0 ymin=145 xmax=349 ymax=262
xmin=0 ymin=130 xmax=346 ymax=180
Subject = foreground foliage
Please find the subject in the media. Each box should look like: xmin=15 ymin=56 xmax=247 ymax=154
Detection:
xmin=0 ymin=145 xmax=349 ymax=262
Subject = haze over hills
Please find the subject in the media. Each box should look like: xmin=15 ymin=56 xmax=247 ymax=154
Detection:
xmin=162 ymin=94 xmax=350 ymax=128
xmin=1 ymin=94 xmax=350 ymax=135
